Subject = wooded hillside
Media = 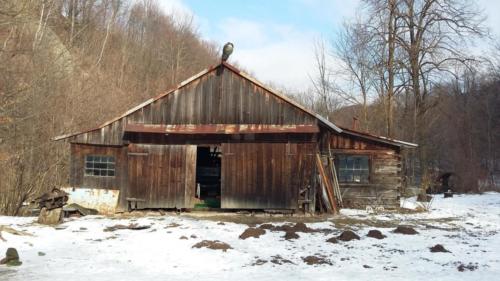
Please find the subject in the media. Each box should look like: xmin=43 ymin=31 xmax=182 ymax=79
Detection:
xmin=0 ymin=0 xmax=218 ymax=215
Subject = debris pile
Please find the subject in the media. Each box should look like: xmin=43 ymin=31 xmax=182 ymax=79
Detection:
xmin=34 ymin=188 xmax=68 ymax=225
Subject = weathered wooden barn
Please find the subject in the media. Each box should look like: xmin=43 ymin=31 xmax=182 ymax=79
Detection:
xmin=55 ymin=62 xmax=416 ymax=214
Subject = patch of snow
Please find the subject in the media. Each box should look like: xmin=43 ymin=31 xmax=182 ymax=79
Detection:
xmin=1 ymin=193 xmax=499 ymax=281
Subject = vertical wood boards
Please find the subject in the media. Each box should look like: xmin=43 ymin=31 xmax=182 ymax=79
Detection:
xmin=68 ymin=66 xmax=317 ymax=146
xmin=70 ymin=143 xmax=125 ymax=190
xmin=221 ymin=142 xmax=315 ymax=210
xmin=126 ymin=144 xmax=196 ymax=208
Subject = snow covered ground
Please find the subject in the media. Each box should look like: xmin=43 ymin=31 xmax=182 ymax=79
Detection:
xmin=1 ymin=193 xmax=499 ymax=281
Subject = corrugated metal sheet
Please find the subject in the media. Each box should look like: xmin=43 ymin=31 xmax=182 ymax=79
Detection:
xmin=61 ymin=187 xmax=119 ymax=214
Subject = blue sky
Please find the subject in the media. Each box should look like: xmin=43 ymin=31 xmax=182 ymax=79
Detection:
xmin=159 ymin=0 xmax=500 ymax=92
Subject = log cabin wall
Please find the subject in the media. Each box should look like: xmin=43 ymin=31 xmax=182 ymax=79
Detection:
xmin=329 ymin=133 xmax=402 ymax=209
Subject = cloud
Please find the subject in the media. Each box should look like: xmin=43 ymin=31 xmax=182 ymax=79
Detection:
xmin=210 ymin=18 xmax=321 ymax=91
xmin=155 ymin=0 xmax=193 ymax=18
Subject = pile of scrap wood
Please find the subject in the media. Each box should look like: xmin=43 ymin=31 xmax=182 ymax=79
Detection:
xmin=33 ymin=188 xmax=68 ymax=225
xmin=33 ymin=188 xmax=68 ymax=210
xmin=315 ymin=153 xmax=343 ymax=214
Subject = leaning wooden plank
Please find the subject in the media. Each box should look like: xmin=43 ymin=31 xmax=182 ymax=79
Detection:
xmin=315 ymin=153 xmax=338 ymax=214
xmin=327 ymin=156 xmax=343 ymax=207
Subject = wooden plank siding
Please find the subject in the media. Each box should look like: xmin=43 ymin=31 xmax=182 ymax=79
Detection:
xmin=221 ymin=142 xmax=316 ymax=209
xmin=126 ymin=144 xmax=196 ymax=209
xmin=70 ymin=143 xmax=127 ymax=190
xmin=329 ymin=133 xmax=402 ymax=209
xmin=68 ymin=67 xmax=317 ymax=146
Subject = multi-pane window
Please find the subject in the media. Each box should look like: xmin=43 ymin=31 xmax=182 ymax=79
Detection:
xmin=85 ymin=155 xmax=115 ymax=177
xmin=335 ymin=155 xmax=369 ymax=183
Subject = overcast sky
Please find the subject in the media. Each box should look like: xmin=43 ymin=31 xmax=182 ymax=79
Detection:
xmin=159 ymin=0 xmax=500 ymax=92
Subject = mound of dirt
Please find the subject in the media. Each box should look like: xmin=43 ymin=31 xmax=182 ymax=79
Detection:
xmin=258 ymin=223 xmax=274 ymax=230
xmin=292 ymin=222 xmax=315 ymax=233
xmin=251 ymin=259 xmax=268 ymax=266
xmin=326 ymin=237 xmax=338 ymax=244
xmin=393 ymin=226 xmax=418 ymax=235
xmin=192 ymin=240 xmax=232 ymax=252
xmin=179 ymin=236 xmax=188 ymax=240
xmin=367 ymin=229 xmax=386 ymax=239
xmin=302 ymin=255 xmax=332 ymax=265
xmin=269 ymin=224 xmax=294 ymax=232
xmin=239 ymin=227 xmax=266 ymax=239
xmin=457 ymin=262 xmax=478 ymax=272
xmin=104 ymin=223 xmax=151 ymax=232
xmin=337 ymin=230 xmax=360 ymax=241
xmin=270 ymin=255 xmax=294 ymax=265
xmin=430 ymin=244 xmax=450 ymax=253
xmin=264 ymin=222 xmax=317 ymax=233
xmin=284 ymin=231 xmax=300 ymax=240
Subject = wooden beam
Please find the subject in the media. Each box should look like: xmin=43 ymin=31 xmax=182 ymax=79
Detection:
xmin=316 ymin=153 xmax=338 ymax=214
xmin=125 ymin=124 xmax=320 ymax=134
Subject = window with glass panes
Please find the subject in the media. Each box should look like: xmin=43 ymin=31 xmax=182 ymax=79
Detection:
xmin=84 ymin=155 xmax=115 ymax=177
xmin=335 ymin=155 xmax=369 ymax=183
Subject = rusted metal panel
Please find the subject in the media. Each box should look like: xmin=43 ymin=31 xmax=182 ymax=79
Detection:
xmin=330 ymin=133 xmax=402 ymax=151
xmin=124 ymin=124 xmax=320 ymax=134
xmin=126 ymin=144 xmax=196 ymax=209
xmin=221 ymin=142 xmax=315 ymax=210
xmin=337 ymin=127 xmax=417 ymax=148
xmin=61 ymin=187 xmax=119 ymax=214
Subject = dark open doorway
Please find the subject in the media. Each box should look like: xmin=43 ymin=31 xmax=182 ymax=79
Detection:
xmin=195 ymin=146 xmax=221 ymax=208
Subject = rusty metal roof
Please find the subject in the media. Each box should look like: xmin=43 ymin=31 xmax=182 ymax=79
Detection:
xmin=338 ymin=126 xmax=418 ymax=148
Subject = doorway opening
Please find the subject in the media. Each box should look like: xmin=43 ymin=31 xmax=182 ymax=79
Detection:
xmin=195 ymin=146 xmax=221 ymax=208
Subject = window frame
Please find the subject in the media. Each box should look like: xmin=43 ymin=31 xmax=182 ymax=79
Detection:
xmin=84 ymin=155 xmax=116 ymax=178
xmin=334 ymin=154 xmax=371 ymax=184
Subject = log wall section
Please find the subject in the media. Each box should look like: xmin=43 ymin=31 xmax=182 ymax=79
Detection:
xmin=329 ymin=134 xmax=402 ymax=209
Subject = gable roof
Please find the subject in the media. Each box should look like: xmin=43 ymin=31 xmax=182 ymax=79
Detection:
xmin=54 ymin=61 xmax=341 ymax=141
xmin=53 ymin=61 xmax=416 ymax=149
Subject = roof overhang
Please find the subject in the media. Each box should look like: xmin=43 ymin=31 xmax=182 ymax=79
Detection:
xmin=125 ymin=124 xmax=320 ymax=134
xmin=339 ymin=127 xmax=418 ymax=148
